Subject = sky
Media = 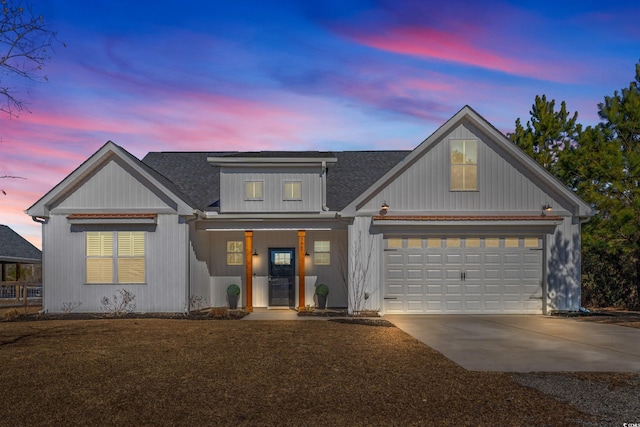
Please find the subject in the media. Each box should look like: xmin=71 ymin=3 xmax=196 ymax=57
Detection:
xmin=1 ymin=0 xmax=639 ymax=249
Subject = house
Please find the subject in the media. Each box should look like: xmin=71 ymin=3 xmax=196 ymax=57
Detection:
xmin=0 ymin=225 xmax=42 ymax=300
xmin=26 ymin=106 xmax=592 ymax=315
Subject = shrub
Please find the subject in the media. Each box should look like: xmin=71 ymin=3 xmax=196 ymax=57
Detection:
xmin=209 ymin=306 xmax=229 ymax=318
xmin=315 ymin=284 xmax=329 ymax=296
xmin=100 ymin=289 xmax=136 ymax=317
xmin=227 ymin=284 xmax=240 ymax=296
xmin=3 ymin=308 xmax=20 ymax=321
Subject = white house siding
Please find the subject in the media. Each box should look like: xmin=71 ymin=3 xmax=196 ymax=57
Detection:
xmin=348 ymin=216 xmax=383 ymax=313
xmin=53 ymin=158 xmax=175 ymax=211
xmin=546 ymin=217 xmax=582 ymax=311
xmin=358 ymin=122 xmax=567 ymax=214
xmin=220 ymin=166 xmax=323 ymax=213
xmin=42 ymin=214 xmax=187 ymax=313
xmin=188 ymin=224 xmax=212 ymax=308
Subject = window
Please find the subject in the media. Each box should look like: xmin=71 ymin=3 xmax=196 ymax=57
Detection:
xmin=314 ymin=241 xmax=330 ymax=265
xmin=283 ymin=181 xmax=302 ymax=200
xmin=407 ymin=238 xmax=422 ymax=248
xmin=387 ymin=238 xmax=403 ymax=249
xmin=227 ymin=241 xmax=243 ymax=265
xmin=450 ymin=140 xmax=478 ymax=191
xmin=86 ymin=231 xmax=145 ymax=284
xmin=245 ymin=181 xmax=263 ymax=200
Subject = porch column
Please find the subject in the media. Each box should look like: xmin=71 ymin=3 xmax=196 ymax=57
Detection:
xmin=298 ymin=230 xmax=306 ymax=310
xmin=244 ymin=231 xmax=253 ymax=312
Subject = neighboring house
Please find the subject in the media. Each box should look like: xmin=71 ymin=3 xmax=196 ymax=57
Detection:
xmin=26 ymin=106 xmax=592 ymax=315
xmin=0 ymin=225 xmax=42 ymax=296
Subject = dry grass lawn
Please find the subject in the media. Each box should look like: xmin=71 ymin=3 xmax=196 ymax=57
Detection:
xmin=0 ymin=319 xmax=591 ymax=426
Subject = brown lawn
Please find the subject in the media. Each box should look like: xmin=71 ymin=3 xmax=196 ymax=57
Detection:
xmin=0 ymin=319 xmax=591 ymax=426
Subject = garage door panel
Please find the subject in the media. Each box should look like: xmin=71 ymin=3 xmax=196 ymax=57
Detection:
xmin=384 ymin=236 xmax=543 ymax=315
xmin=504 ymin=254 xmax=521 ymax=264
xmin=426 ymin=254 xmax=443 ymax=264
xmin=387 ymin=269 xmax=404 ymax=280
xmin=446 ymin=254 xmax=462 ymax=264
xmin=427 ymin=269 xmax=443 ymax=279
xmin=445 ymin=284 xmax=462 ymax=295
xmin=407 ymin=284 xmax=423 ymax=295
xmin=386 ymin=283 xmax=404 ymax=296
xmin=407 ymin=269 xmax=423 ymax=280
xmin=465 ymin=284 xmax=482 ymax=295
xmin=407 ymin=300 xmax=424 ymax=312
xmin=386 ymin=253 xmax=404 ymax=265
xmin=426 ymin=284 xmax=443 ymax=295
xmin=407 ymin=254 xmax=424 ymax=265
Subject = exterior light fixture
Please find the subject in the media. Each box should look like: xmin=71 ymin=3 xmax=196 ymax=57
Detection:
xmin=542 ymin=203 xmax=552 ymax=212
xmin=252 ymin=249 xmax=258 ymax=257
xmin=304 ymin=251 xmax=310 ymax=257
xmin=381 ymin=202 xmax=389 ymax=211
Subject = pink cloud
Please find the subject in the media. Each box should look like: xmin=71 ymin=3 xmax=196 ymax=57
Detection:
xmin=340 ymin=26 xmax=572 ymax=83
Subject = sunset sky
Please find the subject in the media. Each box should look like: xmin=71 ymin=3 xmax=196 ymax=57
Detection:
xmin=1 ymin=0 xmax=639 ymax=249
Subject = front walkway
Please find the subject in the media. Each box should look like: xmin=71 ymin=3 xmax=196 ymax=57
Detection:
xmin=384 ymin=314 xmax=640 ymax=372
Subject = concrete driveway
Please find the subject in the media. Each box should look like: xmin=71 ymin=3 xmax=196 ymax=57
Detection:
xmin=384 ymin=315 xmax=640 ymax=372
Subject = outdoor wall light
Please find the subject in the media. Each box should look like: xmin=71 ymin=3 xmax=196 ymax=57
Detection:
xmin=252 ymin=249 xmax=258 ymax=257
xmin=381 ymin=202 xmax=389 ymax=211
xmin=304 ymin=251 xmax=310 ymax=257
xmin=542 ymin=203 xmax=553 ymax=212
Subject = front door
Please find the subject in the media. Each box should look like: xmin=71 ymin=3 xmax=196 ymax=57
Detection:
xmin=268 ymin=248 xmax=295 ymax=307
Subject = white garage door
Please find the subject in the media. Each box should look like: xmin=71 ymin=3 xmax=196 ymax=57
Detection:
xmin=383 ymin=237 xmax=543 ymax=314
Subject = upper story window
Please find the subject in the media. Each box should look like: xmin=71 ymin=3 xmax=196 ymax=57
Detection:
xmin=283 ymin=181 xmax=302 ymax=201
xmin=450 ymin=140 xmax=478 ymax=191
xmin=245 ymin=181 xmax=263 ymax=200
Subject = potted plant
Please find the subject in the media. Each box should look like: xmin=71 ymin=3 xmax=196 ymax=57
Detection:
xmin=315 ymin=284 xmax=329 ymax=309
xmin=226 ymin=284 xmax=240 ymax=309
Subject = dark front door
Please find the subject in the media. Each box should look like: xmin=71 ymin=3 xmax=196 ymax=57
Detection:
xmin=268 ymin=248 xmax=295 ymax=307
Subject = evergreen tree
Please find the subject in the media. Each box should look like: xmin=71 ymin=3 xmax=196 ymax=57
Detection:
xmin=509 ymin=95 xmax=581 ymax=176
xmin=572 ymin=63 xmax=640 ymax=307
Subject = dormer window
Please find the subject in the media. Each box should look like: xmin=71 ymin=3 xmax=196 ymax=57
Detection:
xmin=283 ymin=181 xmax=302 ymax=201
xmin=450 ymin=140 xmax=478 ymax=191
xmin=245 ymin=181 xmax=263 ymax=200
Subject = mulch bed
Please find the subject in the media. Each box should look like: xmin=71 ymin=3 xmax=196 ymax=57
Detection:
xmin=0 ymin=319 xmax=591 ymax=426
xmin=553 ymin=308 xmax=640 ymax=329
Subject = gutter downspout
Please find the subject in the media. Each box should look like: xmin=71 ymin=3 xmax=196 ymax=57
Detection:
xmin=321 ymin=161 xmax=329 ymax=211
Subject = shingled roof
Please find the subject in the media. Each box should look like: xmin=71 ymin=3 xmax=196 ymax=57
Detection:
xmin=141 ymin=150 xmax=409 ymax=211
xmin=0 ymin=225 xmax=42 ymax=263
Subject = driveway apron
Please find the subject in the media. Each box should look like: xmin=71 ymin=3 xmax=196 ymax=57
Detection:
xmin=384 ymin=315 xmax=640 ymax=372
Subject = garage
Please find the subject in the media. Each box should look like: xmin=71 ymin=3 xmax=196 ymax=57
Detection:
xmin=383 ymin=236 xmax=543 ymax=314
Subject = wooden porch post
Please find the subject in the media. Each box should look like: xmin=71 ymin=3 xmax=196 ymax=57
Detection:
xmin=298 ymin=230 xmax=306 ymax=310
xmin=244 ymin=231 xmax=253 ymax=312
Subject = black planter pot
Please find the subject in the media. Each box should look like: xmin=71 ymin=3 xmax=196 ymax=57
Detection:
xmin=317 ymin=294 xmax=327 ymax=309
xmin=228 ymin=294 xmax=238 ymax=309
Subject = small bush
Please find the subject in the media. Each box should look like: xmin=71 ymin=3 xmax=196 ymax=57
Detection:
xmin=298 ymin=304 xmax=315 ymax=313
xmin=3 ymin=308 xmax=20 ymax=321
xmin=209 ymin=306 xmax=229 ymax=318
xmin=100 ymin=289 xmax=136 ymax=317
xmin=227 ymin=284 xmax=240 ymax=296
xmin=61 ymin=302 xmax=82 ymax=315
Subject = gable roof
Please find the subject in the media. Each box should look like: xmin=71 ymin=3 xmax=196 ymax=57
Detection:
xmin=142 ymin=150 xmax=409 ymax=211
xmin=26 ymin=141 xmax=196 ymax=217
xmin=343 ymin=105 xmax=593 ymax=217
xmin=0 ymin=225 xmax=41 ymax=263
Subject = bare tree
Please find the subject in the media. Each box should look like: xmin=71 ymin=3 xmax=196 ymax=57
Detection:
xmin=339 ymin=230 xmax=377 ymax=314
xmin=1 ymin=0 xmax=60 ymax=117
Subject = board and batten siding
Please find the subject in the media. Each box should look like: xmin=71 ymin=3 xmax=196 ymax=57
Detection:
xmin=219 ymin=166 xmax=323 ymax=213
xmin=348 ymin=216 xmax=383 ymax=313
xmin=546 ymin=217 xmax=581 ymax=311
xmin=42 ymin=214 xmax=188 ymax=313
xmin=359 ymin=122 xmax=567 ymax=214
xmin=53 ymin=158 xmax=175 ymax=211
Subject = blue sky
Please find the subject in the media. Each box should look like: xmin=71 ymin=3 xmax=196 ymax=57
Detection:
xmin=1 ymin=0 xmax=639 ymax=247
